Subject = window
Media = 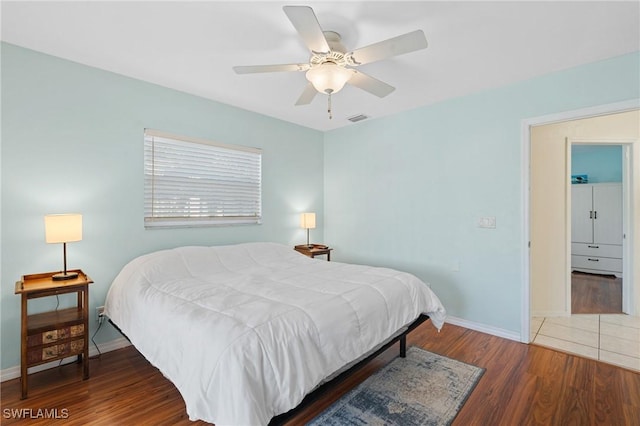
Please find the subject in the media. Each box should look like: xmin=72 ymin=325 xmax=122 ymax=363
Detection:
xmin=144 ymin=129 xmax=262 ymax=228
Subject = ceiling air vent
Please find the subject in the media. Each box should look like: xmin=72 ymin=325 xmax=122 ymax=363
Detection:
xmin=347 ymin=114 xmax=369 ymax=123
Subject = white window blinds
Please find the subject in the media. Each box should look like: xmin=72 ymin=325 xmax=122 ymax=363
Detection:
xmin=144 ymin=129 xmax=262 ymax=228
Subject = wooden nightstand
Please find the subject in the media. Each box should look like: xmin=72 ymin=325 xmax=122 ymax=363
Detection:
xmin=294 ymin=244 xmax=333 ymax=261
xmin=15 ymin=269 xmax=93 ymax=399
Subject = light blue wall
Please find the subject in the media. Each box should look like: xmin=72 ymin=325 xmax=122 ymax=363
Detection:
xmin=1 ymin=43 xmax=324 ymax=369
xmin=572 ymin=145 xmax=623 ymax=183
xmin=324 ymin=52 xmax=639 ymax=334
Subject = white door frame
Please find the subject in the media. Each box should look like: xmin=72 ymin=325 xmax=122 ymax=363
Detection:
xmin=520 ymin=99 xmax=640 ymax=343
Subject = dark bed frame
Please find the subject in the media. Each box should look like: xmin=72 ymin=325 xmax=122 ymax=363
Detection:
xmin=110 ymin=314 xmax=430 ymax=425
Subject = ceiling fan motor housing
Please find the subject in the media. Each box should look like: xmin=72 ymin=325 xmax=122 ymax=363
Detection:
xmin=310 ymin=31 xmax=347 ymax=67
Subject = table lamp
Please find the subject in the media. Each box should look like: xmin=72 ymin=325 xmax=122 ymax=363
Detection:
xmin=45 ymin=214 xmax=82 ymax=281
xmin=300 ymin=212 xmax=316 ymax=248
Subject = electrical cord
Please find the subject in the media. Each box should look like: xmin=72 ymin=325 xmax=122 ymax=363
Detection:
xmin=90 ymin=318 xmax=104 ymax=359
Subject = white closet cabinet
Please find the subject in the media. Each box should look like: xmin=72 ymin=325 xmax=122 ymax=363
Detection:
xmin=571 ymin=183 xmax=622 ymax=277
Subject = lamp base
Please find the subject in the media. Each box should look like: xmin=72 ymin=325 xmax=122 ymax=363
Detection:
xmin=52 ymin=271 xmax=79 ymax=281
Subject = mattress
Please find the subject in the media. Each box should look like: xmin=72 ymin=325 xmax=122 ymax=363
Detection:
xmin=104 ymin=242 xmax=446 ymax=425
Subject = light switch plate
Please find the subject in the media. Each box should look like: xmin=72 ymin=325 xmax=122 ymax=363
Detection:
xmin=479 ymin=217 xmax=496 ymax=228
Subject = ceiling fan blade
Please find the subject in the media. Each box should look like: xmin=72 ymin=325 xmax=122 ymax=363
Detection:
xmin=348 ymin=71 xmax=395 ymax=98
xmin=348 ymin=30 xmax=428 ymax=65
xmin=295 ymin=83 xmax=318 ymax=106
xmin=233 ymin=63 xmax=309 ymax=74
xmin=283 ymin=5 xmax=330 ymax=54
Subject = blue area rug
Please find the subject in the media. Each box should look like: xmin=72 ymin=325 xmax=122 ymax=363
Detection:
xmin=307 ymin=346 xmax=484 ymax=426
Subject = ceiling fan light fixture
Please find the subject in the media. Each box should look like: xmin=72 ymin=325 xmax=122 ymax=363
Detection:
xmin=305 ymin=62 xmax=352 ymax=94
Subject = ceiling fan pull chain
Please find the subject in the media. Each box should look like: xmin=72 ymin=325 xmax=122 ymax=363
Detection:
xmin=328 ymin=92 xmax=333 ymax=120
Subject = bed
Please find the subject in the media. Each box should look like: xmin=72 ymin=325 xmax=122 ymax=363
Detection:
xmin=104 ymin=242 xmax=446 ymax=425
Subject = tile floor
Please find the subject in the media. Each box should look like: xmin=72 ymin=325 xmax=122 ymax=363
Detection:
xmin=531 ymin=314 xmax=640 ymax=372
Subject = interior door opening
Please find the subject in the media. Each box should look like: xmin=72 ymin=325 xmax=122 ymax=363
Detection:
xmin=569 ymin=143 xmax=624 ymax=315
xmin=526 ymin=105 xmax=639 ymax=371
xmin=524 ymin=104 xmax=639 ymax=346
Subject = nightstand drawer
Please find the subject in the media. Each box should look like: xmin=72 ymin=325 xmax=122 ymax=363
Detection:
xmin=27 ymin=338 xmax=84 ymax=364
xmin=27 ymin=325 xmax=84 ymax=347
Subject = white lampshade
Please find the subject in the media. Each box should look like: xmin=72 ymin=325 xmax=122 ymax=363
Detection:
xmin=306 ymin=63 xmax=353 ymax=94
xmin=300 ymin=212 xmax=316 ymax=229
xmin=45 ymin=214 xmax=83 ymax=243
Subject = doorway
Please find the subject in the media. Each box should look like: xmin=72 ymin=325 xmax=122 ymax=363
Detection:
xmin=523 ymin=104 xmax=640 ymax=371
xmin=527 ymin=110 xmax=638 ymax=321
xmin=569 ymin=143 xmax=624 ymax=315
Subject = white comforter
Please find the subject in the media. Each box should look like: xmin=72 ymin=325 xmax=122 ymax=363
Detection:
xmin=104 ymin=242 xmax=446 ymax=426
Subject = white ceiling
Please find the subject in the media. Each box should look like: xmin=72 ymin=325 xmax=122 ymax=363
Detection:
xmin=2 ymin=1 xmax=639 ymax=131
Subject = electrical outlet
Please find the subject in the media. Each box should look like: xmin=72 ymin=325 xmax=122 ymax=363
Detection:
xmin=96 ymin=306 xmax=105 ymax=322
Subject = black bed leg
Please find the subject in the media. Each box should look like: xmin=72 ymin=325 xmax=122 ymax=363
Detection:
xmin=400 ymin=335 xmax=406 ymax=358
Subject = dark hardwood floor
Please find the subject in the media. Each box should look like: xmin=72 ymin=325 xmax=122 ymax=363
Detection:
xmin=2 ymin=322 xmax=639 ymax=425
xmin=572 ymin=271 xmax=623 ymax=314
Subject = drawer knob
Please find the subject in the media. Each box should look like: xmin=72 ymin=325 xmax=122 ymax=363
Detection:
xmin=587 ymin=245 xmax=599 ymax=249
xmin=587 ymin=258 xmax=599 ymax=262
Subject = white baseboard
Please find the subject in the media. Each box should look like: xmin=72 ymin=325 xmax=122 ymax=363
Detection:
xmin=445 ymin=316 xmax=522 ymax=342
xmin=0 ymin=337 xmax=131 ymax=383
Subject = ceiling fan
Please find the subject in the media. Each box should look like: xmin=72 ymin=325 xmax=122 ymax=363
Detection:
xmin=233 ymin=5 xmax=428 ymax=119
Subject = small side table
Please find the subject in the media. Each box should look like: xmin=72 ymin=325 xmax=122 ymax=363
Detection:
xmin=15 ymin=269 xmax=93 ymax=399
xmin=294 ymin=244 xmax=333 ymax=261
